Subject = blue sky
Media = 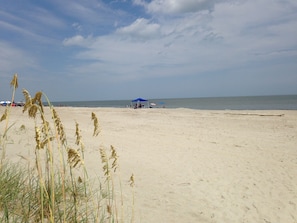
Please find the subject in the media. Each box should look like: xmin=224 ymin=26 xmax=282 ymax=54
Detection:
xmin=1 ymin=0 xmax=297 ymax=101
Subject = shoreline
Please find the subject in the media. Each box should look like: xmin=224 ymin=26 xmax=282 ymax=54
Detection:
xmin=48 ymin=104 xmax=297 ymax=110
xmin=47 ymin=94 xmax=297 ymax=110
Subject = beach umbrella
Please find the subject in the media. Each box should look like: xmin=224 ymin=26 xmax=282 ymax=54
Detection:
xmin=131 ymin=97 xmax=149 ymax=108
xmin=131 ymin=97 xmax=148 ymax=102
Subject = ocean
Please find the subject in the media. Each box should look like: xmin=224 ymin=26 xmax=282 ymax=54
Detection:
xmin=51 ymin=95 xmax=297 ymax=110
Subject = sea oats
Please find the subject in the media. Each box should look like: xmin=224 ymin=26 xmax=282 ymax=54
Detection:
xmin=75 ymin=122 xmax=85 ymax=152
xmin=41 ymin=121 xmax=50 ymax=134
xmin=35 ymin=126 xmax=42 ymax=150
xmin=110 ymin=145 xmax=118 ymax=173
xmin=91 ymin=112 xmax=100 ymax=136
xmin=40 ymin=137 xmax=55 ymax=149
xmin=52 ymin=109 xmax=66 ymax=145
xmin=33 ymin=92 xmax=44 ymax=113
xmin=100 ymin=147 xmax=110 ymax=180
xmin=34 ymin=125 xmax=54 ymax=150
xmin=2 ymin=74 xmax=135 ymax=221
xmin=0 ymin=109 xmax=7 ymax=122
xmin=22 ymin=89 xmax=31 ymax=103
xmin=75 ymin=122 xmax=82 ymax=146
xmin=22 ymin=89 xmax=33 ymax=113
xmin=100 ymin=147 xmax=108 ymax=164
xmin=129 ymin=174 xmax=135 ymax=187
xmin=10 ymin=73 xmax=18 ymax=89
xmin=28 ymin=104 xmax=39 ymax=118
xmin=67 ymin=148 xmax=82 ymax=168
xmin=22 ymin=90 xmax=44 ymax=119
xmin=32 ymin=91 xmax=42 ymax=104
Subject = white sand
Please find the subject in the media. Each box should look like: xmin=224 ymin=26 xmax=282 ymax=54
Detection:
xmin=1 ymin=107 xmax=297 ymax=223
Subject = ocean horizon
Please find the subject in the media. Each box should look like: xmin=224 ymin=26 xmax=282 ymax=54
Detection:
xmin=51 ymin=94 xmax=297 ymax=110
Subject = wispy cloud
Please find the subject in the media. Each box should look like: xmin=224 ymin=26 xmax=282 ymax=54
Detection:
xmin=59 ymin=0 xmax=297 ymax=86
xmin=116 ymin=18 xmax=160 ymax=39
xmin=133 ymin=0 xmax=218 ymax=14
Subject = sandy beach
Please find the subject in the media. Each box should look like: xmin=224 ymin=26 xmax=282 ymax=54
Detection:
xmin=1 ymin=107 xmax=297 ymax=223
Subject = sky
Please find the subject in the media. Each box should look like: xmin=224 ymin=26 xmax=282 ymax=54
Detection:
xmin=0 ymin=0 xmax=297 ymax=102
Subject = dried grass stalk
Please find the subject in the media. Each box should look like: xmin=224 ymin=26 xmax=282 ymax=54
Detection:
xmin=100 ymin=147 xmax=110 ymax=180
xmin=28 ymin=104 xmax=39 ymax=118
xmin=110 ymin=145 xmax=118 ymax=173
xmin=35 ymin=126 xmax=42 ymax=150
xmin=52 ymin=108 xmax=66 ymax=145
xmin=67 ymin=148 xmax=82 ymax=168
xmin=32 ymin=92 xmax=44 ymax=113
xmin=91 ymin=112 xmax=100 ymax=136
xmin=41 ymin=121 xmax=50 ymax=134
xmin=0 ymin=109 xmax=7 ymax=122
xmin=10 ymin=73 xmax=18 ymax=89
xmin=129 ymin=174 xmax=135 ymax=187
xmin=75 ymin=122 xmax=82 ymax=146
xmin=22 ymin=89 xmax=33 ymax=113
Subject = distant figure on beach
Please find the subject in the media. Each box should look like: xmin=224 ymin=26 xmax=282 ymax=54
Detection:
xmin=133 ymin=102 xmax=144 ymax=109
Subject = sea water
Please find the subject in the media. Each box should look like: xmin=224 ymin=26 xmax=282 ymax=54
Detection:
xmin=52 ymin=95 xmax=297 ymax=110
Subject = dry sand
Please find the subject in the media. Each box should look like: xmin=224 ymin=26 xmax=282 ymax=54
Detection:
xmin=1 ymin=107 xmax=297 ymax=223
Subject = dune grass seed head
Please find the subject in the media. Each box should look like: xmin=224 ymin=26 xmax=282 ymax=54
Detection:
xmin=129 ymin=174 xmax=135 ymax=187
xmin=100 ymin=147 xmax=110 ymax=181
xmin=67 ymin=148 xmax=82 ymax=168
xmin=75 ymin=122 xmax=82 ymax=146
xmin=35 ymin=126 xmax=42 ymax=150
xmin=22 ymin=89 xmax=33 ymax=113
xmin=75 ymin=122 xmax=85 ymax=152
xmin=32 ymin=91 xmax=44 ymax=113
xmin=91 ymin=112 xmax=100 ymax=136
xmin=22 ymin=90 xmax=46 ymax=121
xmin=10 ymin=73 xmax=18 ymax=89
xmin=0 ymin=109 xmax=7 ymax=122
xmin=110 ymin=145 xmax=118 ymax=173
xmin=52 ymin=108 xmax=66 ymax=146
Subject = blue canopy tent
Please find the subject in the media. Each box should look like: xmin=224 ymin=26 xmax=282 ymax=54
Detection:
xmin=131 ymin=97 xmax=149 ymax=108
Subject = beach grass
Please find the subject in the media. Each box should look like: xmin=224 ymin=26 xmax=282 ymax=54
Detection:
xmin=0 ymin=74 xmax=134 ymax=222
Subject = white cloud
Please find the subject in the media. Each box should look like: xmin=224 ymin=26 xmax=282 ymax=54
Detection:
xmin=63 ymin=35 xmax=95 ymax=47
xmin=134 ymin=0 xmax=218 ymax=14
xmin=211 ymin=0 xmax=297 ymax=59
xmin=62 ymin=0 xmax=297 ymax=86
xmin=116 ymin=18 xmax=160 ymax=39
xmin=63 ymin=35 xmax=85 ymax=46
